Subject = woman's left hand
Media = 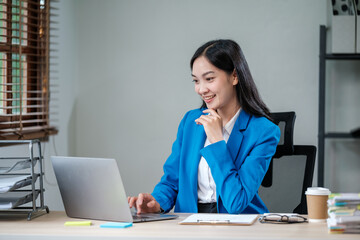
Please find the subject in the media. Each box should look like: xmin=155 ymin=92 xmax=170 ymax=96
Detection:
xmin=195 ymin=109 xmax=223 ymax=143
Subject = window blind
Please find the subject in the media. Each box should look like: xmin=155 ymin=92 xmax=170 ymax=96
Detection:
xmin=0 ymin=0 xmax=58 ymax=140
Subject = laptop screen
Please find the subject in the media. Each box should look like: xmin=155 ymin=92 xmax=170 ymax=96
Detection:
xmin=51 ymin=156 xmax=134 ymax=222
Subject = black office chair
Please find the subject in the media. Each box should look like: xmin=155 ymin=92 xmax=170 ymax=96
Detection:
xmin=262 ymin=112 xmax=296 ymax=188
xmin=259 ymin=112 xmax=316 ymax=214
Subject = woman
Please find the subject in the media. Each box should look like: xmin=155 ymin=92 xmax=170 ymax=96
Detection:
xmin=128 ymin=39 xmax=280 ymax=214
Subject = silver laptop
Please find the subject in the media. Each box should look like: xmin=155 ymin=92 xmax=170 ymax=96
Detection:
xmin=51 ymin=156 xmax=178 ymax=223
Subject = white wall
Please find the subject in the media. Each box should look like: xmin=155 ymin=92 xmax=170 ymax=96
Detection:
xmin=2 ymin=0 xmax=359 ymax=211
xmin=73 ymin=0 xmax=329 ymax=198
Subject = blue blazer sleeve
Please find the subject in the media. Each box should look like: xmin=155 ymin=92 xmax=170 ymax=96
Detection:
xmin=201 ymin=115 xmax=280 ymax=214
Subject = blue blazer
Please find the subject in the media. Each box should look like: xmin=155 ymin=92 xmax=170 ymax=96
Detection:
xmin=152 ymin=108 xmax=280 ymax=214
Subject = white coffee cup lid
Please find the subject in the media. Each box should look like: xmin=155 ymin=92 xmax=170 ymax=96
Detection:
xmin=305 ymin=187 xmax=331 ymax=196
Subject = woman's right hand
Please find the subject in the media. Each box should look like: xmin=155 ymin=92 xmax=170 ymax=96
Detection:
xmin=127 ymin=193 xmax=161 ymax=214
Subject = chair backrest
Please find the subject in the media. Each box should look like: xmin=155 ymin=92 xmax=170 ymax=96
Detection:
xmin=259 ymin=112 xmax=316 ymax=214
xmin=271 ymin=111 xmax=296 ymax=157
xmin=262 ymin=112 xmax=296 ymax=187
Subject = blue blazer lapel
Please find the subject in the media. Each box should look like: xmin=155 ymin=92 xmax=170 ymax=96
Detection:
xmin=226 ymin=110 xmax=251 ymax=160
xmin=188 ymin=117 xmax=207 ymax=203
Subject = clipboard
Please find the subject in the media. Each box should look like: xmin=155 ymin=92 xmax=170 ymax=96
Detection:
xmin=179 ymin=213 xmax=258 ymax=226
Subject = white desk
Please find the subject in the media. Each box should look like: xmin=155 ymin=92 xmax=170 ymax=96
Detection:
xmin=0 ymin=211 xmax=359 ymax=240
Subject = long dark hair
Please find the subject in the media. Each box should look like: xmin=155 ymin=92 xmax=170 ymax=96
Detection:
xmin=190 ymin=39 xmax=271 ymax=120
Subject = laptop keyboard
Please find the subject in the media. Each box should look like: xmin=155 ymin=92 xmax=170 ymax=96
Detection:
xmin=131 ymin=213 xmax=178 ymax=222
xmin=132 ymin=214 xmax=149 ymax=220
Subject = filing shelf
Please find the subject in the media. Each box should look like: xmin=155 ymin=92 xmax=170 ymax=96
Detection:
xmin=0 ymin=139 xmax=49 ymax=220
xmin=317 ymin=25 xmax=360 ymax=187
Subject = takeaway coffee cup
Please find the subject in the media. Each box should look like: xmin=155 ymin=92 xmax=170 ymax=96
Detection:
xmin=305 ymin=187 xmax=331 ymax=223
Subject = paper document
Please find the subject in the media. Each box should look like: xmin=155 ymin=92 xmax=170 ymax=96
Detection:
xmin=0 ymin=191 xmax=38 ymax=209
xmin=0 ymin=175 xmax=32 ymax=193
xmin=179 ymin=213 xmax=258 ymax=225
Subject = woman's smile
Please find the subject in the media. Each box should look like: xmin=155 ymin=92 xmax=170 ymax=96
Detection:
xmin=203 ymin=94 xmax=216 ymax=103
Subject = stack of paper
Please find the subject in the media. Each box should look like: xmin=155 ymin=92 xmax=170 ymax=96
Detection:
xmin=327 ymin=193 xmax=360 ymax=234
xmin=0 ymin=175 xmax=33 ymax=193
xmin=0 ymin=191 xmax=38 ymax=209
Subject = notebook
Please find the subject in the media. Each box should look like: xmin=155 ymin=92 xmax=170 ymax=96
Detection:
xmin=51 ymin=156 xmax=178 ymax=223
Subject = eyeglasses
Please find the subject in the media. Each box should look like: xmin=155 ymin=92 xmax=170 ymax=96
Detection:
xmin=259 ymin=214 xmax=308 ymax=224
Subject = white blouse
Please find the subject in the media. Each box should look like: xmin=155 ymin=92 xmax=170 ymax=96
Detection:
xmin=197 ymin=109 xmax=241 ymax=203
